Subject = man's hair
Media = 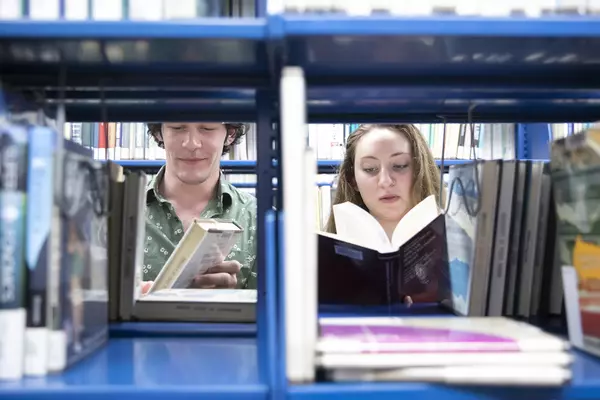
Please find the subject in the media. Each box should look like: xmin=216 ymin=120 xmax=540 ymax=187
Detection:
xmin=146 ymin=123 xmax=249 ymax=155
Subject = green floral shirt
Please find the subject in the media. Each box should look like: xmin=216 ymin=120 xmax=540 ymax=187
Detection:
xmin=142 ymin=167 xmax=258 ymax=289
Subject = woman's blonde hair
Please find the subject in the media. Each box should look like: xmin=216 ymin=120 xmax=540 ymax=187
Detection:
xmin=324 ymin=124 xmax=442 ymax=233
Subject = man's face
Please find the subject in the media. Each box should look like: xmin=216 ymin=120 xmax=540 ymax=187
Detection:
xmin=161 ymin=122 xmax=231 ymax=185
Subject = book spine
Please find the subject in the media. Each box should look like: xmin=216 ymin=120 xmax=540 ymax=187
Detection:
xmin=504 ymin=161 xmax=527 ymax=315
xmin=0 ymin=123 xmax=28 ymax=380
xmin=24 ymin=125 xmax=56 ymax=376
xmin=46 ymin=136 xmax=65 ymax=372
xmin=517 ymin=162 xmax=544 ymax=318
xmin=470 ymin=161 xmax=500 ymax=316
xmin=487 ymin=161 xmax=516 ymax=316
xmin=529 ymin=170 xmax=552 ymax=316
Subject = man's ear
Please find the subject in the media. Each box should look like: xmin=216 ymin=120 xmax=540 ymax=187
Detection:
xmin=224 ymin=127 xmax=236 ymax=146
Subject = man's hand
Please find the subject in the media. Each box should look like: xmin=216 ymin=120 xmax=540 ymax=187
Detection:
xmin=141 ymin=281 xmax=153 ymax=295
xmin=190 ymin=260 xmax=241 ymax=289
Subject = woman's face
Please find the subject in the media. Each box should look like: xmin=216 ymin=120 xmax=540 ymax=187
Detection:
xmin=353 ymin=127 xmax=414 ymax=225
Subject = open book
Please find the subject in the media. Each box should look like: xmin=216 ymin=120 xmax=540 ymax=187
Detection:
xmin=147 ymin=219 xmax=243 ymax=293
xmin=318 ymin=195 xmax=451 ymax=306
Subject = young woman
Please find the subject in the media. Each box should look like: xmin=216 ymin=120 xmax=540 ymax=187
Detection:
xmin=325 ymin=123 xmax=442 ymax=238
xmin=324 ymin=124 xmax=443 ymax=306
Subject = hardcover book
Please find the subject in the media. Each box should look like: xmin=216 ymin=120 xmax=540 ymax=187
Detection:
xmin=318 ymin=195 xmax=451 ymax=306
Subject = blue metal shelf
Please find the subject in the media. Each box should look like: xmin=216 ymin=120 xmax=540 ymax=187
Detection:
xmin=54 ymin=88 xmax=600 ymax=123
xmin=0 ymin=19 xmax=270 ymax=89
xmin=287 ymin=350 xmax=600 ymax=400
xmin=109 ymin=322 xmax=257 ymax=338
xmin=279 ymin=15 xmax=600 ymax=36
xmin=0 ymin=19 xmax=266 ymax=39
xmin=3 ymin=17 xmax=600 ymax=121
xmin=280 ymin=15 xmax=600 ymax=83
xmin=113 ymin=159 xmax=468 ymax=168
xmin=0 ymin=337 xmax=267 ymax=400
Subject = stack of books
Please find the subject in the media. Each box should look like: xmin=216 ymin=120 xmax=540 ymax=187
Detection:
xmin=316 ymin=316 xmax=572 ymax=386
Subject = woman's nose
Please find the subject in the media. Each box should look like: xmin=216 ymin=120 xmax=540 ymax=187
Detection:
xmin=378 ymin=170 xmax=394 ymax=188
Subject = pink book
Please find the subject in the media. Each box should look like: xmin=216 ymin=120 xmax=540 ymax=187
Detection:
xmin=318 ymin=317 xmax=569 ymax=354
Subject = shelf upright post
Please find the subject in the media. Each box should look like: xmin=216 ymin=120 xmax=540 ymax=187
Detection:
xmin=520 ymin=123 xmax=552 ymax=160
xmin=438 ymin=117 xmax=448 ymax=206
xmin=516 ymin=123 xmax=529 ymax=160
xmin=255 ymin=89 xmax=281 ymax=397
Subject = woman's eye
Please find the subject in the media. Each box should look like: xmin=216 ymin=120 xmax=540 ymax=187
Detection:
xmin=362 ymin=167 xmax=378 ymax=174
xmin=169 ymin=126 xmax=184 ymax=131
xmin=394 ymin=164 xmax=409 ymax=171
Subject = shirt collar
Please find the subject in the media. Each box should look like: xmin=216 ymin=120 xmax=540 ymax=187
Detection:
xmin=146 ymin=165 xmax=233 ymax=210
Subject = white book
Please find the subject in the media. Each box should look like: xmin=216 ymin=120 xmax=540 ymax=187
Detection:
xmin=281 ymin=66 xmax=313 ymax=383
xmin=64 ymin=0 xmax=89 ymax=19
xmin=0 ymin=0 xmax=22 ymax=19
xmin=92 ymin=0 xmax=122 ymax=20
xmin=330 ymin=366 xmax=572 ymax=386
xmin=163 ymin=0 xmax=197 ymax=19
xmin=330 ymin=194 xmax=441 ymax=253
xmin=320 ymin=351 xmax=572 ymax=369
xmin=29 ymin=0 xmax=60 ymax=19
xmin=129 ymin=0 xmax=162 ymax=20
xmin=134 ymin=289 xmax=256 ymax=322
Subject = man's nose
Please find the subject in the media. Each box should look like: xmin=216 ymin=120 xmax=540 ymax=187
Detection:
xmin=182 ymin=131 xmax=202 ymax=149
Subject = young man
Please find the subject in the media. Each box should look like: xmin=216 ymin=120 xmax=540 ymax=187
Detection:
xmin=141 ymin=122 xmax=257 ymax=291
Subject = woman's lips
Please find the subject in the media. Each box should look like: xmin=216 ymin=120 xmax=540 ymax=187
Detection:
xmin=379 ymin=195 xmax=399 ymax=203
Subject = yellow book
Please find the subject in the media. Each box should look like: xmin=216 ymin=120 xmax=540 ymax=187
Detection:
xmin=148 ymin=219 xmax=243 ymax=293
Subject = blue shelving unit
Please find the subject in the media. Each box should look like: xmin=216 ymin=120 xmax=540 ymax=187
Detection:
xmin=2 ymin=12 xmax=600 ymax=400
xmin=113 ymin=159 xmax=468 ymax=175
xmin=0 ymin=337 xmax=268 ymax=400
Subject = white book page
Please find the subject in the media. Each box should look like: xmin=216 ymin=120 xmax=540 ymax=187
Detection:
xmin=391 ymin=195 xmax=440 ymax=248
xmin=332 ymin=202 xmax=392 ymax=252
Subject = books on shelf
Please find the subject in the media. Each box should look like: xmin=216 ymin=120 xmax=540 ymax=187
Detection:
xmin=318 ymin=194 xmax=451 ymax=306
xmin=550 ymin=126 xmax=600 ymax=359
xmin=317 ymin=316 xmax=572 ymax=386
xmin=0 ymin=116 xmax=110 ymax=380
xmin=1 ymin=0 xmax=224 ymax=20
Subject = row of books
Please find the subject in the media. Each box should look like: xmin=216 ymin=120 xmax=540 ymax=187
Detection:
xmin=66 ymin=121 xmax=516 ymax=162
xmin=65 ymin=122 xmax=259 ymax=161
xmin=0 ymin=0 xmax=225 ymax=20
xmin=278 ymin=0 xmax=600 ymax=16
xmin=0 ymin=119 xmax=109 ymax=380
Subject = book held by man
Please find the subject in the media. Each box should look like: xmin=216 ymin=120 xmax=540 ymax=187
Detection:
xmin=147 ymin=219 xmax=243 ymax=293
xmin=318 ymin=195 xmax=451 ymax=306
